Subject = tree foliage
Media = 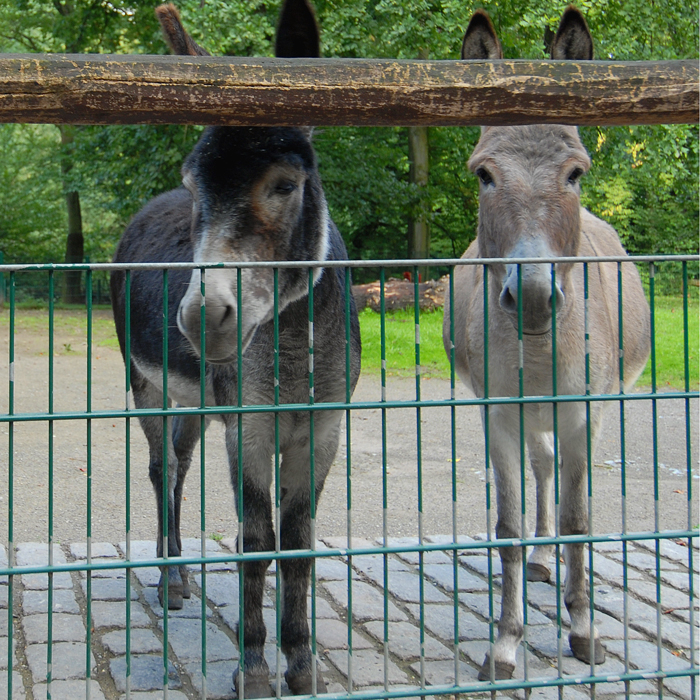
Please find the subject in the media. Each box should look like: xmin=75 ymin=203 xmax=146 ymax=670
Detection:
xmin=0 ymin=0 xmax=697 ymax=278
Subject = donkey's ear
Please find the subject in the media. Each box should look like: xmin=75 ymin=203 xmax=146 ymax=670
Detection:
xmin=156 ymin=3 xmax=211 ymax=57
xmin=275 ymin=0 xmax=320 ymax=58
xmin=461 ymin=10 xmax=502 ymax=60
xmin=551 ymin=6 xmax=593 ymax=60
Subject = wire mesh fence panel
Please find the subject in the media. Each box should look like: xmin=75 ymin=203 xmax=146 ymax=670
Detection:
xmin=0 ymin=257 xmax=697 ymax=699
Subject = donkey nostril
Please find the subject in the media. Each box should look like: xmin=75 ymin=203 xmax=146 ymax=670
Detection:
xmin=220 ymin=304 xmax=234 ymax=326
xmin=500 ymin=286 xmax=518 ymax=314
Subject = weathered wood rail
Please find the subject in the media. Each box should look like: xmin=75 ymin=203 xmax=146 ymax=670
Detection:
xmin=1 ymin=54 xmax=697 ymax=126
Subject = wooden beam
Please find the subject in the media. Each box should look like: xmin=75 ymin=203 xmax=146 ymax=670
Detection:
xmin=0 ymin=54 xmax=697 ymax=126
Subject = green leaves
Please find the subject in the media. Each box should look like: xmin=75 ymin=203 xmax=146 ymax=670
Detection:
xmin=0 ymin=0 xmax=696 ymax=272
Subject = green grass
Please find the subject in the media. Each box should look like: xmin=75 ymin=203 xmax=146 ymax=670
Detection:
xmin=0 ymin=308 xmax=119 ymax=351
xmin=641 ymin=294 xmax=699 ymax=389
xmin=359 ymin=307 xmax=450 ymax=379
xmin=1 ymin=295 xmax=697 ymax=389
xmin=360 ymin=295 xmax=699 ymax=389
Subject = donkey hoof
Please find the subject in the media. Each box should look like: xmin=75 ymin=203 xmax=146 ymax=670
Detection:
xmin=477 ymin=655 xmax=515 ymax=681
xmin=157 ymin=586 xmax=184 ymax=611
xmin=285 ymin=667 xmax=328 ymax=694
xmin=526 ymin=562 xmax=551 ymax=582
xmin=570 ymin=634 xmax=606 ymax=664
xmin=232 ymin=666 xmax=273 ymax=699
xmin=179 ymin=566 xmax=191 ymax=599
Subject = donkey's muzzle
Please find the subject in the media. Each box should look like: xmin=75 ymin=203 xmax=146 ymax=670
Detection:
xmin=499 ymin=263 xmax=565 ymax=335
xmin=177 ymin=298 xmax=244 ymax=363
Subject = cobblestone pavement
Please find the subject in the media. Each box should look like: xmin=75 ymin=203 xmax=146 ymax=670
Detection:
xmin=0 ymin=534 xmax=696 ymax=699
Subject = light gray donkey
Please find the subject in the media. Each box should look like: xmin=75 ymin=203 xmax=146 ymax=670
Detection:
xmin=443 ymin=7 xmax=650 ymax=681
xmin=111 ymin=1 xmax=361 ymax=695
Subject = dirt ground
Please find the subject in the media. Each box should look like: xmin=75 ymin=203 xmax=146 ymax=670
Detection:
xmin=0 ymin=309 xmax=697 ymax=547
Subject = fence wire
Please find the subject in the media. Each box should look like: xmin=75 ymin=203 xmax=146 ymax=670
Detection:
xmin=0 ymin=255 xmax=697 ymax=699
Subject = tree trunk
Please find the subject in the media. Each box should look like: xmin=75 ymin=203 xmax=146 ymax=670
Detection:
xmin=408 ymin=124 xmax=430 ymax=281
xmin=59 ymin=124 xmax=84 ymax=304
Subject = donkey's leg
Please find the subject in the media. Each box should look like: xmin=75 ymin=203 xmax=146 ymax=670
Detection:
xmin=277 ymin=422 xmax=337 ymax=695
xmin=559 ymin=413 xmax=605 ymax=665
xmin=131 ymin=371 xmax=187 ymax=609
xmin=479 ymin=410 xmax=524 ymax=681
xmin=226 ymin=414 xmax=275 ymax=698
xmin=171 ymin=412 xmax=209 ymax=599
xmin=526 ymin=431 xmax=556 ymax=582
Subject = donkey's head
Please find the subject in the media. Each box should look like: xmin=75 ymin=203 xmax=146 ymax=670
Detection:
xmin=463 ymin=7 xmax=593 ymax=335
xmin=156 ymin=1 xmax=329 ymax=363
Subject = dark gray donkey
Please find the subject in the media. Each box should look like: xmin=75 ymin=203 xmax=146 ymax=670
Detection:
xmin=444 ymin=7 xmax=650 ymax=681
xmin=110 ymin=1 xmax=361 ymax=694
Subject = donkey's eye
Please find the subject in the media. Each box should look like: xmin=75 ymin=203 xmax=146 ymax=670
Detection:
xmin=476 ymin=167 xmax=493 ymax=186
xmin=567 ymin=167 xmax=584 ymax=186
xmin=274 ymin=180 xmax=296 ymax=195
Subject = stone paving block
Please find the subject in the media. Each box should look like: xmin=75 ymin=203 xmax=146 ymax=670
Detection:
xmin=382 ymin=537 xmax=453 ymax=566
xmin=195 ymin=572 xmax=242 ymax=608
xmin=600 ymin=639 xmax=692 ymax=697
xmin=423 ymin=563 xmax=489 ymax=593
xmin=69 ymin=542 xmax=119 ymax=559
xmin=180 ymin=539 xmax=234 ymax=572
xmin=587 ymin=553 xmax=643 ymax=581
xmin=15 ymin=543 xmax=66 ymax=567
xmin=0 ymin=587 xmax=7 ymax=609
xmin=326 ymin=647 xmax=408 ymax=686
xmin=21 ymin=573 xmax=74 ymax=590
xmin=22 ymin=589 xmax=80 ymax=616
xmin=309 ymin=595 xmax=340 ymax=620
xmin=218 ymin=605 xmax=279 ymax=643
xmin=631 ymin=580 xmax=697 ymax=611
xmin=120 ymin=694 xmax=189 ymax=700
xmin=458 ymin=638 xmax=558 ymax=681
xmin=406 ymin=603 xmax=490 ymax=643
xmin=593 ymin=587 xmax=692 ymax=649
xmin=593 ymin=539 xmax=627 ymax=553
xmin=33 ymin=679 xmax=106 ymax=700
xmin=133 ymin=567 xmax=160 ymax=588
xmin=80 ymin=577 xmax=139 ymax=601
xmin=322 ymin=580 xmax=407 ymax=623
xmin=315 ymin=557 xmax=352 ymax=581
xmin=459 ymin=553 xmax=502 ymax=578
xmin=118 ymin=540 xmax=156 ymax=560
xmin=384 ymin=570 xmax=451 ymax=604
xmin=513 ymin=683 xmax=589 ymax=699
xmin=158 ymin=617 xmax=237 ymax=663
xmin=0 ymin=636 xmax=16 ymax=670
xmin=607 ymin=550 xmax=680 ymax=572
xmin=25 ymin=642 xmax=95 ymax=682
xmin=634 ymin=537 xmax=697 ymax=569
xmin=23 ymin=613 xmax=85 ymax=644
xmin=0 ymin=547 xmax=7 ymax=584
xmin=590 ymin=610 xmax=644 ymax=641
xmin=459 ymin=591 xmax=552 ymax=626
xmin=322 ymin=536 xmax=376 ymax=552
xmin=350 ymin=553 xmax=410 ymax=586
xmin=409 ymin=658 xmax=478 ymax=686
xmin=0 ymin=671 xmax=25 ymax=699
xmin=364 ymin=620 xmax=452 ymax=661
xmin=79 ymin=563 xmax=127 ymax=579
xmin=110 ymin=654 xmax=181 ymax=693
xmin=315 ymin=618 xmax=373 ymax=651
xmin=184 ymin=660 xmax=239 ymax=699
xmin=659 ymin=569 xmax=694 ymax=594
xmin=91 ymin=601 xmax=150 ymax=629
xmin=102 ymin=628 xmax=164 ymax=655
xmin=143 ymin=588 xmax=212 ymax=620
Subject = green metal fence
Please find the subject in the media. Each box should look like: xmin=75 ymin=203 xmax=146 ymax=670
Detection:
xmin=0 ymin=255 xmax=697 ymax=699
